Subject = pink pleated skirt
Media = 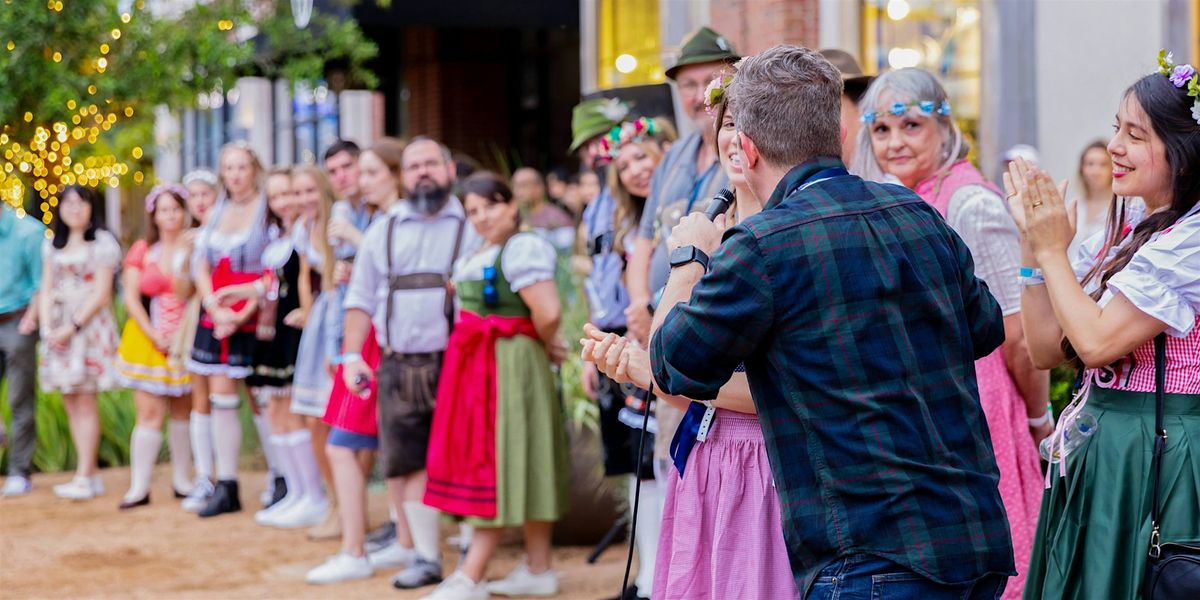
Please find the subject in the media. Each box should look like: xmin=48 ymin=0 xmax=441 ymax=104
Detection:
xmin=652 ymin=408 xmax=800 ymax=600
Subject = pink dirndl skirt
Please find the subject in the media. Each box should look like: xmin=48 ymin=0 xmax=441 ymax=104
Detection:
xmin=653 ymin=409 xmax=799 ymax=600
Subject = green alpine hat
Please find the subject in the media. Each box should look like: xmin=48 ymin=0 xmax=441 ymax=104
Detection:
xmin=665 ymin=26 xmax=739 ymax=80
xmin=568 ymin=97 xmax=630 ymax=154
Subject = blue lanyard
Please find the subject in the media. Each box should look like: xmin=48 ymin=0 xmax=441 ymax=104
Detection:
xmin=796 ymin=167 xmax=849 ymax=192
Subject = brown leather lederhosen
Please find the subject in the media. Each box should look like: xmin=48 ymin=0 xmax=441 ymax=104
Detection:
xmin=376 ymin=213 xmax=466 ymax=478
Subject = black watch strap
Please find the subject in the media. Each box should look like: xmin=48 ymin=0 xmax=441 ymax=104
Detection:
xmin=669 ymin=245 xmax=710 ymax=271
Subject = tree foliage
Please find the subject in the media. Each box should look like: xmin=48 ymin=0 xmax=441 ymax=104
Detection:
xmin=0 ymin=0 xmax=377 ymax=213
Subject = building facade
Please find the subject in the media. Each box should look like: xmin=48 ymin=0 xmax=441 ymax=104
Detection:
xmin=579 ymin=0 xmax=1200 ymax=182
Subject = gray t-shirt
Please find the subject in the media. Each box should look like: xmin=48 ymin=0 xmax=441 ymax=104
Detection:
xmin=637 ymin=131 xmax=729 ymax=296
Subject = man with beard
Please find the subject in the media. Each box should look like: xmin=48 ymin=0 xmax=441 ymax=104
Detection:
xmin=342 ymin=137 xmax=480 ymax=591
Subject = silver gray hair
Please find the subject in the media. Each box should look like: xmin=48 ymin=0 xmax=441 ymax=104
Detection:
xmin=850 ymin=68 xmax=968 ymax=183
xmin=726 ymin=45 xmax=844 ymax=167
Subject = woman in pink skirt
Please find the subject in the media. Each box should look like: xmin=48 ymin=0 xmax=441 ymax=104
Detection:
xmin=582 ymin=71 xmax=799 ymax=600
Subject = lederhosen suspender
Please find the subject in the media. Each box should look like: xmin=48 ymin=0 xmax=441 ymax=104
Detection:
xmin=382 ymin=214 xmax=467 ymax=355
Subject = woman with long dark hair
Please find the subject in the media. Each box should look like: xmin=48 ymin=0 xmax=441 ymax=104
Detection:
xmin=115 ymin=184 xmax=195 ymax=508
xmin=39 ymin=184 xmax=122 ymax=500
xmin=1009 ymin=52 xmax=1200 ymax=599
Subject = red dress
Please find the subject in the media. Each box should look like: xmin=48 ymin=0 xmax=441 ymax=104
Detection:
xmin=322 ymin=324 xmax=381 ymax=436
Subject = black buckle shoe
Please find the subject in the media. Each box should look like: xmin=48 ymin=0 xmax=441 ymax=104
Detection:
xmin=198 ymin=479 xmax=242 ymax=518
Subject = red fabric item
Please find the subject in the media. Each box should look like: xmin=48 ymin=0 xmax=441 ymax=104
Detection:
xmin=202 ymin=256 xmax=260 ymax=362
xmin=423 ymin=310 xmax=538 ymax=519
xmin=322 ymin=325 xmax=381 ymax=436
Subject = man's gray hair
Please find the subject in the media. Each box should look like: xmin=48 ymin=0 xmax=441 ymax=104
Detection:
xmin=726 ymin=45 xmax=844 ymax=168
xmin=850 ymin=68 xmax=968 ymax=183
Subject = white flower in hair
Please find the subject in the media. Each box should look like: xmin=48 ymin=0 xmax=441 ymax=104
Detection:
xmin=1192 ymin=100 xmax=1200 ymax=126
xmin=598 ymin=98 xmax=630 ymax=122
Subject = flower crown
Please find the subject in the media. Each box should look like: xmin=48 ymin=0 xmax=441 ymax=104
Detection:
xmin=703 ymin=72 xmax=735 ymax=114
xmin=1156 ymin=49 xmax=1200 ymax=126
xmin=145 ymin=183 xmax=188 ymax=214
xmin=860 ymin=99 xmax=951 ymax=125
xmin=600 ymin=117 xmax=662 ymax=158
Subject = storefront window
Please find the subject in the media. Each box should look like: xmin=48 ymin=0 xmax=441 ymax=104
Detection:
xmin=596 ymin=0 xmax=664 ymax=89
xmin=861 ymin=0 xmax=982 ymax=143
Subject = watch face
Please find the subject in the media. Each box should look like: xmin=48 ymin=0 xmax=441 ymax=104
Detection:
xmin=669 ymin=245 xmax=693 ymax=267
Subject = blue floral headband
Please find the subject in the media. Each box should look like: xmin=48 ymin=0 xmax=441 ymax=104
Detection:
xmin=860 ymin=100 xmax=952 ymax=125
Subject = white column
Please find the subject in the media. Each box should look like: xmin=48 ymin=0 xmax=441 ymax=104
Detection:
xmin=274 ymin=79 xmax=294 ymax=166
xmin=233 ymin=77 xmax=274 ymax=166
xmin=337 ymin=90 xmax=380 ymax=149
xmin=153 ymin=105 xmax=182 ymax=184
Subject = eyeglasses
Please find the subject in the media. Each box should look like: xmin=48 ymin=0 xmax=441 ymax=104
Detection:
xmin=482 ymin=265 xmax=500 ymax=307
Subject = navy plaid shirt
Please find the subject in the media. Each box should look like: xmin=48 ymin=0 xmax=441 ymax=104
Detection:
xmin=650 ymin=157 xmax=1015 ymax=594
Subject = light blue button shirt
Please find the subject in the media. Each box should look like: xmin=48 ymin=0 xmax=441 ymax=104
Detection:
xmin=0 ymin=207 xmax=46 ymax=314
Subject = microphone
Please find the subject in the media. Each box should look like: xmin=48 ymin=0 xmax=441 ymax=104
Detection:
xmin=702 ymin=189 xmax=735 ymax=221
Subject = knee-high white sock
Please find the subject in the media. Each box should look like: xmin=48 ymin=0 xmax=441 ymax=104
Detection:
xmin=269 ymin=433 xmax=298 ymax=503
xmin=189 ymin=411 xmax=214 ymax=480
xmin=167 ymin=419 xmax=193 ymax=493
xmin=211 ymin=402 xmax=242 ymax=481
xmin=252 ymin=412 xmax=279 ymax=477
xmin=404 ymin=501 xmax=442 ymax=563
xmin=631 ymin=476 xmax=662 ymax=594
xmin=125 ymin=426 xmax=162 ymax=502
xmin=288 ymin=429 xmax=324 ymax=501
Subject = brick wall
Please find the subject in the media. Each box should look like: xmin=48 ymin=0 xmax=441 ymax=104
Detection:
xmin=708 ymin=0 xmax=820 ymax=55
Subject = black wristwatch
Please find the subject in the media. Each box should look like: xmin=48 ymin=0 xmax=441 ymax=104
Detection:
xmin=669 ymin=245 xmax=710 ymax=272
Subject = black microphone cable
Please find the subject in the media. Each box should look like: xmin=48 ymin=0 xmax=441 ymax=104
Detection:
xmin=620 ymin=380 xmax=655 ymax=599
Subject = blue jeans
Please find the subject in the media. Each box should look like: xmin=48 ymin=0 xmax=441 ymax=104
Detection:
xmin=806 ymin=554 xmax=1007 ymax=600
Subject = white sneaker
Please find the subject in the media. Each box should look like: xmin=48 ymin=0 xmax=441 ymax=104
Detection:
xmin=419 ymin=571 xmax=490 ymax=600
xmin=265 ymin=495 xmax=328 ymax=529
xmin=2 ymin=475 xmax=31 ymax=497
xmin=255 ymin=492 xmax=300 ymax=525
xmin=486 ymin=563 xmax=559 ymax=597
xmin=306 ymin=551 xmax=374 ymax=584
xmin=182 ymin=478 xmax=215 ymax=513
xmin=53 ymin=476 xmax=97 ymax=500
xmin=368 ymin=542 xmax=418 ymax=570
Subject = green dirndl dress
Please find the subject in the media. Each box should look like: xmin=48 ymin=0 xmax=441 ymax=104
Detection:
xmin=1024 ymin=386 xmax=1200 ymax=600
xmin=453 ymin=245 xmax=571 ymax=528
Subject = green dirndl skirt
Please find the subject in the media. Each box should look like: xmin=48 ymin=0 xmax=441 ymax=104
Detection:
xmin=1024 ymin=387 xmax=1200 ymax=600
xmin=464 ymin=335 xmax=571 ymax=528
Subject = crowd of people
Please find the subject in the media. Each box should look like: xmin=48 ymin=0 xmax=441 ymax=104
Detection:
xmin=2 ymin=25 xmax=1198 ymax=600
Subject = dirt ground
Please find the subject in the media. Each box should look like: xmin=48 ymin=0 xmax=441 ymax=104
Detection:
xmin=0 ymin=466 xmax=632 ymax=599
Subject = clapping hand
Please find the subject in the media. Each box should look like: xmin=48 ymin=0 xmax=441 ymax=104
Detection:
xmin=1002 ymin=157 xmax=1076 ymax=258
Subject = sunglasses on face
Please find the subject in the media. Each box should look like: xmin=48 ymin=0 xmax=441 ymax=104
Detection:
xmin=482 ymin=265 xmax=500 ymax=307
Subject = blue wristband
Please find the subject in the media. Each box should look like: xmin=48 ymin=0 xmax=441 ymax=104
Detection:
xmin=1018 ymin=266 xmax=1045 ymax=287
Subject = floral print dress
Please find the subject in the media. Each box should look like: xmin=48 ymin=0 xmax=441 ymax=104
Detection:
xmin=38 ymin=230 xmax=122 ymax=394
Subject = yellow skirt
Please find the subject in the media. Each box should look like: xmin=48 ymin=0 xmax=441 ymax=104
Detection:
xmin=116 ymin=320 xmax=191 ymax=396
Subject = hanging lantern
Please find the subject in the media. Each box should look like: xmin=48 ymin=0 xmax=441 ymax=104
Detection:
xmin=291 ymin=0 xmax=313 ymax=28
